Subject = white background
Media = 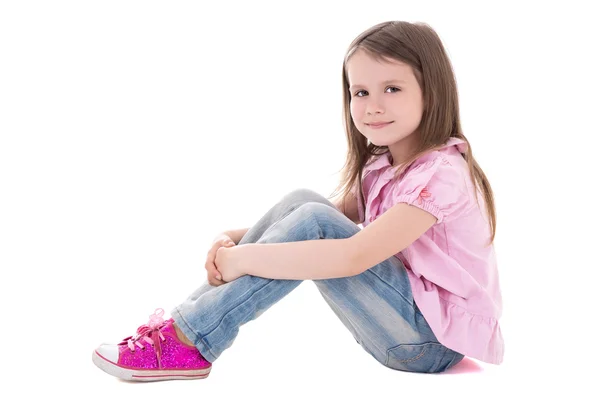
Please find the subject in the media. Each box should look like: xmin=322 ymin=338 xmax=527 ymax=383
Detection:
xmin=1 ymin=0 xmax=598 ymax=398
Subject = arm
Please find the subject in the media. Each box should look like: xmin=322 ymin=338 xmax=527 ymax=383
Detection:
xmin=220 ymin=227 xmax=249 ymax=245
xmin=232 ymin=238 xmax=357 ymax=280
xmin=351 ymin=203 xmax=436 ymax=273
xmin=223 ymin=203 xmax=435 ymax=281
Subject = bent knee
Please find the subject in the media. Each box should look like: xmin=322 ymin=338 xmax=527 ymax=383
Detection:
xmin=283 ymin=188 xmax=331 ymax=207
xmin=295 ymin=201 xmax=339 ymax=219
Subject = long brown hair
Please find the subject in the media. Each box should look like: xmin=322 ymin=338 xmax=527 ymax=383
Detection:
xmin=328 ymin=21 xmax=496 ymax=243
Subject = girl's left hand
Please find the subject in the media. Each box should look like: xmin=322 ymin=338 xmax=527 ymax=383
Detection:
xmin=214 ymin=245 xmax=246 ymax=283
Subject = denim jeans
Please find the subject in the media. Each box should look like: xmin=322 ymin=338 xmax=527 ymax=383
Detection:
xmin=172 ymin=188 xmax=464 ymax=373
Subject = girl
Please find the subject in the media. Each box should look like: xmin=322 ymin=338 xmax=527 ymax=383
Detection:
xmin=92 ymin=20 xmax=504 ymax=381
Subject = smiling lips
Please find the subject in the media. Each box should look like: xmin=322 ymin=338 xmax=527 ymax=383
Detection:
xmin=366 ymin=121 xmax=393 ymax=129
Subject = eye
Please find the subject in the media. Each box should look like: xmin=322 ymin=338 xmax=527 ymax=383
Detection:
xmin=385 ymin=86 xmax=401 ymax=93
xmin=354 ymin=90 xmax=368 ymax=97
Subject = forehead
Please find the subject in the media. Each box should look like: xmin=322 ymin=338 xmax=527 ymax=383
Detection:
xmin=346 ymin=49 xmax=415 ymax=85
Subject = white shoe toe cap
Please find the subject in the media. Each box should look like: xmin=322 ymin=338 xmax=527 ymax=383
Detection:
xmin=96 ymin=344 xmax=119 ymax=363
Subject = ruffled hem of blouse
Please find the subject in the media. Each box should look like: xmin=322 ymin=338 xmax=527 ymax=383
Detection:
xmin=422 ymin=297 xmax=504 ymax=365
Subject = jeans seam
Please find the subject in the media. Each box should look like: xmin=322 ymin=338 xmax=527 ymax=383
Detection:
xmin=202 ymin=278 xmax=274 ymax=339
xmin=254 ymin=206 xmax=303 ymax=245
xmin=317 ymin=286 xmax=363 ymax=344
xmin=365 ymin=268 xmax=413 ymax=308
xmin=172 ymin=308 xmax=218 ymax=362
xmin=174 ymin=274 xmax=281 ymax=363
xmin=387 ymin=346 xmax=427 ymax=365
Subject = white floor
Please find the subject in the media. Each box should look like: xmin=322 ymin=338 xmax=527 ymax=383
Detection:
xmin=13 ymin=283 xmax=587 ymax=400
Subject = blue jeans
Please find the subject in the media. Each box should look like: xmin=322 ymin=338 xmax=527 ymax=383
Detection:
xmin=172 ymin=189 xmax=463 ymax=373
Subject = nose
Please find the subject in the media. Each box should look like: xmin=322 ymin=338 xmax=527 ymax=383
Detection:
xmin=365 ymin=95 xmax=384 ymax=115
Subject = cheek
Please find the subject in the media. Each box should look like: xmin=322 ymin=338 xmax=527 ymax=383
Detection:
xmin=350 ymin=100 xmax=363 ymax=122
xmin=411 ymin=94 xmax=424 ymax=119
xmin=397 ymin=97 xmax=423 ymax=122
xmin=406 ymin=103 xmax=423 ymax=122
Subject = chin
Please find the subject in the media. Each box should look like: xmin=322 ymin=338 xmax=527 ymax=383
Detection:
xmin=376 ymin=132 xmax=416 ymax=148
xmin=368 ymin=137 xmax=398 ymax=147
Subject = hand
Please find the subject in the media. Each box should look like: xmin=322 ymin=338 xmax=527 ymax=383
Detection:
xmin=205 ymin=233 xmax=236 ymax=287
xmin=215 ymin=245 xmax=246 ymax=283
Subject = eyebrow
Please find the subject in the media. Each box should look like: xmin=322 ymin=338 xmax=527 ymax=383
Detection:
xmin=349 ymin=79 xmax=407 ymax=91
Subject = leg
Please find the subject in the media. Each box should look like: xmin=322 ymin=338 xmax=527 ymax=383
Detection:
xmin=302 ymin=202 xmax=463 ymax=373
xmin=176 ymin=188 xmax=336 ymax=300
xmin=313 ymin=242 xmax=464 ymax=373
xmin=92 ymin=188 xmax=335 ymax=381
xmin=173 ymin=190 xmax=462 ymax=372
xmin=171 ymin=188 xmax=339 ymax=361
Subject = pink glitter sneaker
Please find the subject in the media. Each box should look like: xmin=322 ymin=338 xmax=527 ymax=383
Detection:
xmin=92 ymin=308 xmax=212 ymax=381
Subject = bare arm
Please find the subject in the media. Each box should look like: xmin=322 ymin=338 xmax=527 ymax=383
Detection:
xmin=228 ymin=202 xmax=435 ymax=281
xmin=219 ymin=228 xmax=249 ymax=245
xmin=232 ymin=238 xmax=358 ymax=280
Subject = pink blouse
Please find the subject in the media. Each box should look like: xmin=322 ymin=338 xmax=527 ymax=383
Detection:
xmin=353 ymin=138 xmax=504 ymax=364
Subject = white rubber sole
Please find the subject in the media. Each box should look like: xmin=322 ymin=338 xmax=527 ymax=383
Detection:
xmin=92 ymin=350 xmax=211 ymax=381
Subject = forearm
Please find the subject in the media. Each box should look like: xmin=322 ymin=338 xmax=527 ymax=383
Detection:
xmin=222 ymin=227 xmax=250 ymax=244
xmin=237 ymin=238 xmax=359 ymax=280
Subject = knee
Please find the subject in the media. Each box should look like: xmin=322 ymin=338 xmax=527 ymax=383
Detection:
xmin=295 ymin=202 xmax=337 ymax=219
xmin=282 ymin=188 xmax=331 ymax=207
xmin=292 ymin=202 xmax=349 ymax=233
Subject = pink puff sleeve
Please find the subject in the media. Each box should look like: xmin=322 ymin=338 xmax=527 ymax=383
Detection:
xmin=392 ymin=156 xmax=469 ymax=224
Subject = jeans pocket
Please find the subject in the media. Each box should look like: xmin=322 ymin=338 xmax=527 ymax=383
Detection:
xmin=385 ymin=342 xmax=450 ymax=373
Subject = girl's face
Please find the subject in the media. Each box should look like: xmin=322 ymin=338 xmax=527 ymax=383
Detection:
xmin=346 ymin=49 xmax=424 ymax=161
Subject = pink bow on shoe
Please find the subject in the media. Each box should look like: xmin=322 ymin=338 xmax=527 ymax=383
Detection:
xmin=119 ymin=308 xmax=168 ymax=369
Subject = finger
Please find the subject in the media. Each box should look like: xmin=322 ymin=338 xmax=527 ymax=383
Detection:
xmin=208 ymin=243 xmax=220 ymax=257
xmin=206 ymin=242 xmax=227 ymax=282
xmin=207 ymin=267 xmax=222 ymax=286
xmin=206 ymin=261 xmax=221 ymax=280
xmin=205 ymin=248 xmax=217 ymax=264
xmin=206 ymin=256 xmax=222 ymax=280
xmin=205 ymin=243 xmax=221 ymax=270
xmin=204 ymin=258 xmax=214 ymax=272
xmin=214 ymin=264 xmax=222 ymax=281
xmin=210 ymin=273 xmax=224 ymax=286
xmin=214 ymin=270 xmax=222 ymax=281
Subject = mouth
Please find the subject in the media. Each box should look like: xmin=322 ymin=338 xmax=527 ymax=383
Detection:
xmin=366 ymin=121 xmax=393 ymax=129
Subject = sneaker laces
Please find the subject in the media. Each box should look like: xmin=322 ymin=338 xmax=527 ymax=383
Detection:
xmin=119 ymin=308 xmax=168 ymax=369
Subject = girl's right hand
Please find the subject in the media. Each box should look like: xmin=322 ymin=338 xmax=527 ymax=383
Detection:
xmin=205 ymin=234 xmax=236 ymax=287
